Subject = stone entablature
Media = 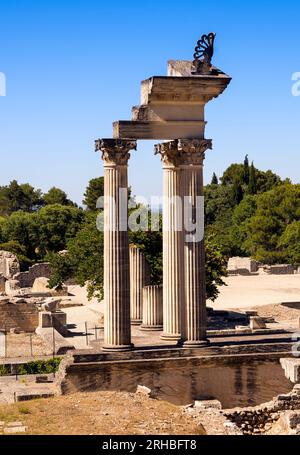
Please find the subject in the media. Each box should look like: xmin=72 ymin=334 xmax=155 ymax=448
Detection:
xmin=113 ymin=60 xmax=231 ymax=140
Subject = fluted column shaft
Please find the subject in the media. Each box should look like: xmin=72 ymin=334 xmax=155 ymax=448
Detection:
xmin=130 ymin=245 xmax=150 ymax=325
xmin=179 ymin=139 xmax=211 ymax=346
xmin=155 ymin=143 xmax=184 ymax=342
xmin=141 ymin=285 xmax=163 ymax=330
xmin=96 ymin=138 xmax=136 ymax=351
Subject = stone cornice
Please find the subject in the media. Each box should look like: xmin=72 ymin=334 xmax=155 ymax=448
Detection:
xmin=154 ymin=139 xmax=212 ymax=167
xmin=95 ymin=138 xmax=137 ymax=165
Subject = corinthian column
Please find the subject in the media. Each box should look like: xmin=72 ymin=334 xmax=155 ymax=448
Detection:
xmin=141 ymin=285 xmax=163 ymax=331
xmin=129 ymin=245 xmax=150 ymax=325
xmin=178 ymin=139 xmax=212 ymax=346
xmin=154 ymin=142 xmax=184 ymax=342
xmin=95 ymin=138 xmax=137 ymax=351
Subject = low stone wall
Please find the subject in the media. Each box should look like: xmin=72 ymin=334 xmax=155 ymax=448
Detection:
xmin=57 ymin=352 xmax=293 ymax=408
xmin=0 ymin=300 xmax=39 ymax=332
xmin=14 ymin=263 xmax=52 ymax=288
xmin=268 ymin=264 xmax=294 ymax=275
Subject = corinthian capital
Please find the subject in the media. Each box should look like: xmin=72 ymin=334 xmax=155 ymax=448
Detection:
xmin=155 ymin=139 xmax=212 ymax=167
xmin=177 ymin=139 xmax=212 ymax=166
xmin=154 ymin=141 xmax=181 ymax=168
xmin=95 ymin=138 xmax=137 ymax=165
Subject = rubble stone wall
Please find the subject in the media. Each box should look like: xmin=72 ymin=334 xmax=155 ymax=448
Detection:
xmin=14 ymin=263 xmax=52 ymax=288
xmin=0 ymin=301 xmax=39 ymax=332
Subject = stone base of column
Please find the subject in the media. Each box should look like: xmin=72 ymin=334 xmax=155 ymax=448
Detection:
xmin=131 ymin=319 xmax=142 ymax=326
xmin=180 ymin=339 xmax=210 ymax=348
xmin=160 ymin=333 xmax=182 ymax=342
xmin=140 ymin=324 xmax=163 ymax=331
xmin=102 ymin=343 xmax=134 ymax=352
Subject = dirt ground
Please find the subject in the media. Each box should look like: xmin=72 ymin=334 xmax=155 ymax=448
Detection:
xmin=0 ymin=391 xmax=205 ymax=435
xmin=210 ymin=274 xmax=300 ymax=309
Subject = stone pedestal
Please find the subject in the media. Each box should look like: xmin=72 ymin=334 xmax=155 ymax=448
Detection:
xmin=129 ymin=245 xmax=150 ymax=325
xmin=39 ymin=311 xmax=67 ymax=328
xmin=96 ymin=138 xmax=136 ymax=351
xmin=141 ymin=285 xmax=163 ymax=331
xmin=155 ymin=142 xmax=184 ymax=342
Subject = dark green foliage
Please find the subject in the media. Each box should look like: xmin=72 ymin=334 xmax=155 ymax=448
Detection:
xmin=211 ymin=172 xmax=218 ymax=185
xmin=82 ymin=177 xmax=104 ymax=211
xmin=243 ymin=155 xmax=249 ymax=185
xmin=248 ymin=161 xmax=257 ymax=195
xmin=231 ymin=179 xmax=244 ymax=205
xmin=43 ymin=187 xmax=75 ymax=206
xmin=0 ymin=358 xmax=62 ymax=376
xmin=0 ymin=180 xmax=43 ymax=216
xmin=242 ymin=184 xmax=300 ymax=264
xmin=205 ymin=235 xmax=228 ymax=301
xmin=16 ymin=358 xmax=62 ymax=375
xmin=48 ymin=212 xmax=104 ymax=300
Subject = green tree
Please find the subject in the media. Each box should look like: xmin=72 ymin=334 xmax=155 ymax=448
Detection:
xmin=230 ymin=195 xmax=257 ymax=255
xmin=83 ymin=177 xmax=104 ymax=211
xmin=43 ymin=187 xmax=75 ymax=206
xmin=205 ymin=235 xmax=228 ymax=301
xmin=278 ymin=221 xmax=300 ymax=264
xmin=220 ymin=164 xmax=244 ymax=186
xmin=231 ymin=179 xmax=244 ymax=205
xmin=0 ymin=211 xmax=39 ymax=259
xmin=48 ymin=213 xmax=104 ymax=300
xmin=36 ymin=204 xmax=84 ymax=256
xmin=0 ymin=181 xmax=44 ymax=216
xmin=242 ymin=184 xmax=300 ymax=263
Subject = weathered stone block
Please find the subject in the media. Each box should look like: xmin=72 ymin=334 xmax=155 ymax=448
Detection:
xmin=227 ymin=257 xmax=258 ymax=275
xmin=5 ymin=279 xmax=20 ymax=295
xmin=250 ymin=316 xmax=267 ymax=330
xmin=0 ymin=251 xmax=20 ymax=279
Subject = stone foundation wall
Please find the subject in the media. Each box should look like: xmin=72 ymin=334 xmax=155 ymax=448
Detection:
xmin=57 ymin=354 xmax=292 ymax=408
xmin=0 ymin=301 xmax=39 ymax=332
xmin=13 ymin=263 xmax=52 ymax=288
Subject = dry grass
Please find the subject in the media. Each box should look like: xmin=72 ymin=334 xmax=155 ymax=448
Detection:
xmin=0 ymin=391 xmax=205 ymax=435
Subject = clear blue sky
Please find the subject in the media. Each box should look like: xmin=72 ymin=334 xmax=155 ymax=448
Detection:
xmin=0 ymin=0 xmax=300 ymax=205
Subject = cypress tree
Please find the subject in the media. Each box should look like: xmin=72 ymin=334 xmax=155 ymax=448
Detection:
xmin=211 ymin=172 xmax=218 ymax=185
xmin=248 ymin=161 xmax=257 ymax=194
xmin=243 ymin=154 xmax=250 ymax=184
